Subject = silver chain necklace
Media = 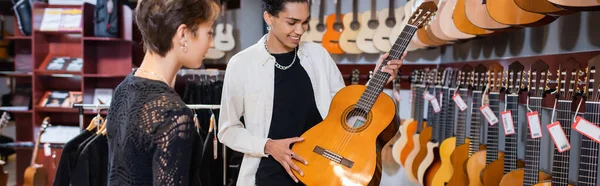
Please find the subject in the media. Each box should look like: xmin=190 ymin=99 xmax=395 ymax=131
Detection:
xmin=136 ymin=68 xmax=169 ymax=85
xmin=264 ymin=37 xmax=296 ymax=70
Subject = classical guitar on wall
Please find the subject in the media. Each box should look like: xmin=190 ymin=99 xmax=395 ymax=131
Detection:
xmin=546 ymin=0 xmax=600 ymax=11
xmin=437 ymin=0 xmax=475 ymax=40
xmin=290 ymin=2 xmax=437 ymax=185
xmin=321 ymin=0 xmax=344 ymax=54
xmin=464 ymin=0 xmax=512 ymax=31
xmin=480 ymin=63 xmax=506 ymax=186
xmin=373 ymin=0 xmax=397 ymax=52
xmin=356 ymin=0 xmax=381 ymax=54
xmin=339 ymin=0 xmax=362 ymax=54
xmin=214 ymin=3 xmax=235 ymax=52
xmin=392 ymin=70 xmax=420 ymax=166
xmin=465 ymin=64 xmax=489 ymax=186
xmin=388 ymin=4 xmax=406 ymax=49
xmin=24 ymin=117 xmax=50 ymax=186
xmin=487 ymin=0 xmax=557 ymax=27
xmin=305 ymin=0 xmax=327 ymax=43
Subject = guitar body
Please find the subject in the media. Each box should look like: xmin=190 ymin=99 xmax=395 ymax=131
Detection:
xmin=404 ymin=134 xmax=423 ymax=183
xmin=513 ymin=0 xmax=572 ymax=15
xmin=499 ymin=169 xmax=552 ymax=186
xmin=453 ymin=0 xmax=493 ymax=35
xmin=392 ymin=119 xmax=417 ymax=166
xmin=438 ymin=0 xmax=474 ymax=39
xmin=372 ymin=9 xmax=392 ymax=52
xmin=533 ymin=181 xmax=575 ymax=186
xmin=356 ymin=11 xmax=380 ymax=54
xmin=214 ymin=23 xmax=235 ymax=51
xmin=419 ymin=142 xmax=440 ymax=186
xmin=411 ymin=126 xmax=433 ymax=182
xmin=425 ymin=28 xmax=449 ymax=45
xmin=322 ymin=14 xmax=345 ymax=54
xmin=487 ymin=0 xmax=557 ymax=26
xmin=466 ymin=150 xmax=486 ymax=186
xmin=431 ymin=137 xmax=456 ymax=186
xmin=481 ymin=158 xmax=505 ymax=186
xmin=447 ymin=139 xmax=471 ymax=186
xmin=291 ymin=85 xmax=396 ymax=186
xmin=204 ymin=47 xmax=225 ymax=60
xmin=306 ymin=19 xmax=326 ymax=43
xmin=464 ymin=0 xmax=511 ymax=30
xmin=23 ymin=166 xmax=47 ymax=186
xmin=417 ymin=29 xmax=443 ymax=47
xmin=339 ymin=12 xmax=362 ymax=54
xmin=546 ymin=0 xmax=600 ymax=10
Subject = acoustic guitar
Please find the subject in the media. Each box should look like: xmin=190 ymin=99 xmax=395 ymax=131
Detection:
xmin=498 ymin=61 xmax=527 ymax=185
xmin=513 ymin=0 xmax=572 ymax=15
xmin=426 ymin=0 xmax=455 ymax=43
xmin=356 ymin=0 xmax=381 ymax=54
xmin=322 ymin=0 xmax=344 ymax=54
xmin=418 ymin=0 xmax=452 ymax=46
xmin=305 ymin=0 xmax=327 ymax=43
xmin=0 ymin=112 xmax=11 ymax=186
xmin=464 ymin=64 xmax=489 ymax=186
xmin=487 ymin=0 xmax=557 ymax=27
xmin=392 ymin=70 xmax=421 ymax=166
xmin=464 ymin=0 xmax=512 ymax=31
xmin=301 ymin=0 xmax=314 ymax=43
xmin=500 ymin=60 xmax=553 ymax=186
xmin=339 ymin=0 xmax=362 ymax=54
xmin=533 ymin=58 xmax=582 ymax=186
xmin=447 ymin=65 xmax=475 ymax=186
xmin=214 ymin=3 xmax=235 ymax=52
xmin=24 ymin=117 xmax=50 ymax=186
xmin=453 ymin=0 xmax=493 ymax=35
xmin=408 ymin=0 xmax=434 ymax=49
xmin=481 ymin=63 xmax=506 ymax=186
xmin=290 ymin=3 xmax=437 ymax=185
xmin=417 ymin=67 xmax=445 ymax=185
xmin=430 ymin=68 xmax=460 ymax=186
xmin=373 ymin=0 xmax=398 ymax=52
xmin=437 ymin=0 xmax=475 ymax=39
xmin=388 ymin=5 xmax=407 ymax=48
xmin=575 ymin=55 xmax=600 ymax=186
xmin=403 ymin=69 xmax=431 ymax=184
xmin=389 ymin=0 xmax=425 ymax=51
xmin=546 ymin=0 xmax=600 ymax=11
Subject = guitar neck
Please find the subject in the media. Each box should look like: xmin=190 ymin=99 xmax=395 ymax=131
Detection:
xmin=335 ymin=0 xmax=341 ymax=22
xmin=469 ymin=91 xmax=483 ymax=156
xmin=411 ymin=85 xmax=417 ymax=119
xmin=504 ymin=94 xmax=520 ymax=174
xmin=352 ymin=0 xmax=358 ymax=21
xmin=486 ymin=93 xmax=501 ymax=164
xmin=30 ymin=132 xmax=42 ymax=166
xmin=524 ymin=96 xmax=543 ymax=186
xmin=578 ymin=102 xmax=599 ymax=186
xmin=355 ymin=24 xmax=418 ymax=112
xmin=551 ymin=100 xmax=575 ymax=185
xmin=388 ymin=0 xmax=395 ymax=18
xmin=456 ymin=88 xmax=469 ymax=145
xmin=445 ymin=88 xmax=457 ymax=140
xmin=318 ymin=0 xmax=325 ymax=23
xmin=417 ymin=86 xmax=425 ymax=132
xmin=370 ymin=0 xmax=377 ymax=19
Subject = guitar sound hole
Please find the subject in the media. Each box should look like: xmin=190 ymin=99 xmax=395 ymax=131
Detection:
xmin=385 ymin=18 xmax=396 ymax=27
xmin=346 ymin=109 xmax=367 ymax=129
xmin=367 ymin=20 xmax=379 ymax=29
xmin=333 ymin=23 xmax=344 ymax=32
xmin=350 ymin=21 xmax=360 ymax=30
xmin=316 ymin=24 xmax=326 ymax=32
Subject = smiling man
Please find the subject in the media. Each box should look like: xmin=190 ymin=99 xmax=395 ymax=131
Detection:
xmin=217 ymin=0 xmax=405 ymax=186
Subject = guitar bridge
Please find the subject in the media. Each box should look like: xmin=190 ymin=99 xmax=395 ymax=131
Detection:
xmin=313 ymin=146 xmax=354 ymax=168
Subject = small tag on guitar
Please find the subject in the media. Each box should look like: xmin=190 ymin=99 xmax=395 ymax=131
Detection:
xmin=439 ymin=92 xmax=443 ymax=109
xmin=453 ymin=94 xmax=468 ymax=111
xmin=423 ymin=92 xmax=435 ymax=100
xmin=572 ymin=116 xmax=600 ymax=144
xmin=526 ymin=111 xmax=543 ymax=139
xmin=501 ymin=110 xmax=515 ymax=135
xmin=547 ymin=121 xmax=571 ymax=153
xmin=430 ymin=98 xmax=441 ymax=113
xmin=480 ymin=105 xmax=498 ymax=126
xmin=44 ymin=143 xmax=51 ymax=157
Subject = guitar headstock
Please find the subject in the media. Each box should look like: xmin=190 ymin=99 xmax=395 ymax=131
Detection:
xmin=435 ymin=67 xmax=445 ymax=87
xmin=584 ymin=56 xmax=600 ymax=101
xmin=0 ymin=112 xmax=10 ymax=130
xmin=459 ymin=64 xmax=473 ymax=89
xmin=445 ymin=68 xmax=458 ymax=88
xmin=39 ymin=117 xmax=51 ymax=135
xmin=407 ymin=1 xmax=438 ymax=29
xmin=556 ymin=58 xmax=583 ymax=101
xmin=472 ymin=64 xmax=488 ymax=91
xmin=488 ymin=63 xmax=504 ymax=93
xmin=351 ymin=69 xmax=360 ymax=85
xmin=505 ymin=61 xmax=525 ymax=94
xmin=426 ymin=68 xmax=438 ymax=87
xmin=411 ymin=70 xmax=419 ymax=84
xmin=527 ymin=60 xmax=550 ymax=97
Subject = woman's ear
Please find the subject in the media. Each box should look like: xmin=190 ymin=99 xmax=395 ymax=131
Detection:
xmin=175 ymin=24 xmax=189 ymax=45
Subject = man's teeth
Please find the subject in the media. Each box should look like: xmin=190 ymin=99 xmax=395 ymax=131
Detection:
xmin=291 ymin=36 xmax=300 ymax=40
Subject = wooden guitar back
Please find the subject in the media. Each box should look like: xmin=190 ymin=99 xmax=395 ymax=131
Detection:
xmin=481 ymin=155 xmax=505 ymax=186
xmin=513 ymin=0 xmax=572 ymax=15
xmin=431 ymin=137 xmax=457 ymax=186
xmin=453 ymin=0 xmax=494 ymax=35
xmin=487 ymin=0 xmax=557 ymax=26
xmin=465 ymin=0 xmax=511 ymax=30
xmin=546 ymin=0 xmax=600 ymax=10
xmin=394 ymin=119 xmax=418 ymax=165
xmin=447 ymin=139 xmax=471 ymax=186
xmin=411 ymin=126 xmax=433 ymax=181
xmin=499 ymin=169 xmax=552 ymax=186
xmin=439 ymin=0 xmax=475 ymax=39
xmin=322 ymin=14 xmax=345 ymax=54
xmin=466 ymin=150 xmax=486 ymax=186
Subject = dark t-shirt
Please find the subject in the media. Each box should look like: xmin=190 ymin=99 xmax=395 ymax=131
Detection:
xmin=53 ymin=130 xmax=93 ymax=186
xmin=255 ymin=49 xmax=323 ymax=186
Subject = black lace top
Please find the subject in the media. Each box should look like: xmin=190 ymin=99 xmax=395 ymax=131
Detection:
xmin=106 ymin=71 xmax=199 ymax=185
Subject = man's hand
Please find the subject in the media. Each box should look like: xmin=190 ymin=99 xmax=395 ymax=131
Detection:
xmin=264 ymin=137 xmax=308 ymax=183
xmin=374 ymin=51 xmax=407 ymax=84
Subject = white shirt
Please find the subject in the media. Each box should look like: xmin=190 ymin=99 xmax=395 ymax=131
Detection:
xmin=217 ymin=35 xmax=346 ymax=185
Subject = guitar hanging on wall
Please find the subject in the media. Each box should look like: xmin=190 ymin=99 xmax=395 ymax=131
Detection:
xmin=290 ymin=2 xmax=437 ymax=185
xmin=322 ymin=0 xmax=345 ymax=54
xmin=214 ymin=3 xmax=235 ymax=52
xmin=339 ymin=0 xmax=363 ymax=54
xmin=356 ymin=0 xmax=381 ymax=54
xmin=305 ymin=0 xmax=327 ymax=43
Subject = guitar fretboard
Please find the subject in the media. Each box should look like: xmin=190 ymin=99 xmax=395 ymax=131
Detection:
xmin=416 ymin=86 xmax=425 ymax=132
xmin=427 ymin=87 xmax=439 ymax=141
xmin=469 ymin=91 xmax=483 ymax=156
xmin=456 ymin=88 xmax=469 ymax=146
xmin=486 ymin=93 xmax=501 ymax=164
xmin=524 ymin=97 xmax=543 ymax=186
xmin=504 ymin=94 xmax=520 ymax=174
xmin=551 ymin=100 xmax=575 ymax=185
xmin=445 ymin=88 xmax=457 ymax=140
xmin=578 ymin=102 xmax=599 ymax=186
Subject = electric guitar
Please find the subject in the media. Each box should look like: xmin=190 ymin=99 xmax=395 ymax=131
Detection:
xmin=305 ymin=0 xmax=327 ymax=43
xmin=290 ymin=3 xmax=437 ymax=185
xmin=481 ymin=63 xmax=506 ymax=186
xmin=339 ymin=0 xmax=363 ymax=54
xmin=24 ymin=117 xmax=50 ymax=186
xmin=322 ymin=0 xmax=344 ymax=54
xmin=373 ymin=0 xmax=397 ymax=52
xmin=214 ymin=3 xmax=235 ymax=52
xmin=465 ymin=64 xmax=489 ymax=186
xmin=447 ymin=64 xmax=474 ymax=186
xmin=356 ymin=0 xmax=381 ymax=54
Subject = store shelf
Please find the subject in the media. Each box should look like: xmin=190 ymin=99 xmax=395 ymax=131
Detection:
xmin=0 ymin=71 xmax=33 ymax=77
xmin=35 ymin=69 xmax=83 ymax=77
xmin=83 ymin=37 xmax=129 ymax=41
xmin=83 ymin=74 xmax=128 ymax=78
xmin=6 ymin=36 xmax=32 ymax=40
xmin=35 ymin=106 xmax=79 ymax=113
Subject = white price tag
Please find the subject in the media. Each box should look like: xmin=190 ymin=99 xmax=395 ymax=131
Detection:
xmin=430 ymin=98 xmax=441 ymax=113
xmin=572 ymin=116 xmax=600 ymax=144
xmin=501 ymin=111 xmax=515 ymax=135
xmin=423 ymin=92 xmax=435 ymax=100
xmin=439 ymin=92 xmax=443 ymax=109
xmin=527 ymin=111 xmax=543 ymax=139
xmin=44 ymin=143 xmax=51 ymax=157
xmin=547 ymin=121 xmax=571 ymax=153
xmin=453 ymin=94 xmax=468 ymax=111
xmin=480 ymin=105 xmax=499 ymax=126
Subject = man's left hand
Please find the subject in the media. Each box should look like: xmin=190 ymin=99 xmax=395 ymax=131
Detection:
xmin=374 ymin=51 xmax=407 ymax=85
